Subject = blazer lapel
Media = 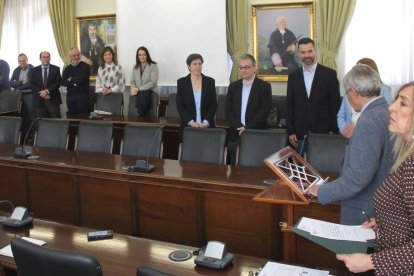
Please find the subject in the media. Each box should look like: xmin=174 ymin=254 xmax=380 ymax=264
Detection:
xmin=309 ymin=64 xmax=321 ymax=99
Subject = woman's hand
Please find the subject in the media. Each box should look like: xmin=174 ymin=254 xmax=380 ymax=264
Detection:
xmin=361 ymin=218 xmax=377 ymax=229
xmin=337 ymin=253 xmax=374 ymax=273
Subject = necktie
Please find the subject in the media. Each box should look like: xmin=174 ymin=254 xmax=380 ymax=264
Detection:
xmin=43 ymin=67 xmax=48 ymax=87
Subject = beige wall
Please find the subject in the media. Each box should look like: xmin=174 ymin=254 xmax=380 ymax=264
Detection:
xmin=75 ymin=0 xmax=116 ymax=17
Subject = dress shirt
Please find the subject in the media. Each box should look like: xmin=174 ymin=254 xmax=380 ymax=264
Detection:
xmin=241 ymin=81 xmax=253 ymax=126
xmin=303 ymin=62 xmax=317 ymax=97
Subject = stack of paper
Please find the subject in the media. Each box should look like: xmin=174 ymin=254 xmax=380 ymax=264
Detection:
xmin=293 ymin=217 xmax=375 ymax=254
xmin=258 ymin=261 xmax=331 ymax=276
xmin=0 ymin=237 xmax=46 ymax=257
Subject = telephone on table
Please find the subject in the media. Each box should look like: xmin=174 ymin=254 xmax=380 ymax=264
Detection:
xmin=0 ymin=206 xmax=33 ymax=228
xmin=194 ymin=240 xmax=234 ymax=270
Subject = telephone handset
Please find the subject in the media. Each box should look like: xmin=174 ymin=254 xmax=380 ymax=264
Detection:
xmin=1 ymin=206 xmax=33 ymax=228
xmin=194 ymin=241 xmax=234 ymax=269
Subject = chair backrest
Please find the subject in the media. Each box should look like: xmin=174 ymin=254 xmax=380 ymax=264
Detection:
xmin=180 ymin=128 xmax=227 ymax=164
xmin=271 ymin=95 xmax=287 ymax=127
xmin=215 ymin=94 xmax=227 ymax=121
xmin=165 ymin=93 xmax=180 ymax=119
xmin=0 ymin=90 xmax=22 ymax=113
xmin=238 ymin=129 xmax=288 ymax=167
xmin=0 ymin=116 xmax=22 ymax=144
xmin=137 ymin=265 xmax=176 ymax=276
xmin=11 ymin=238 xmax=103 ymax=276
xmin=128 ymin=92 xmax=160 ymax=119
xmin=307 ymin=133 xmax=348 ymax=173
xmin=34 ymin=119 xmax=69 ymax=149
xmin=76 ymin=121 xmax=113 ymax=153
xmin=121 ymin=124 xmax=163 ymax=158
xmin=95 ymin=93 xmax=123 ymax=115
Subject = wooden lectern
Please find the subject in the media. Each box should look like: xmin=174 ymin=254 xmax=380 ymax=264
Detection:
xmin=253 ymin=146 xmax=329 ymax=262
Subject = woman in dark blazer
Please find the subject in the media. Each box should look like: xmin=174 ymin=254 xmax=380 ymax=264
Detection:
xmin=176 ymin=53 xmax=217 ymax=134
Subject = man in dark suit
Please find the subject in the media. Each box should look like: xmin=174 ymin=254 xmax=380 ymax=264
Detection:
xmin=225 ymin=54 xmax=272 ymax=164
xmin=286 ymin=37 xmax=340 ymax=154
xmin=31 ymin=51 xmax=62 ymax=118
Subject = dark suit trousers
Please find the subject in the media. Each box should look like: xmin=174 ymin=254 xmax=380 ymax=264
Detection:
xmin=36 ymin=100 xmax=61 ymax=118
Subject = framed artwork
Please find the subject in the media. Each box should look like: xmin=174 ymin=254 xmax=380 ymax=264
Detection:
xmin=75 ymin=14 xmax=116 ymax=79
xmin=251 ymin=2 xmax=315 ymax=82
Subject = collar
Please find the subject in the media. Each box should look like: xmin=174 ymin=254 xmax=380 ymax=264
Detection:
xmin=303 ymin=62 xmax=317 ymax=73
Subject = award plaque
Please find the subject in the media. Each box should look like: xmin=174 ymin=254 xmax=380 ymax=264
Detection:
xmin=254 ymin=146 xmax=328 ymax=205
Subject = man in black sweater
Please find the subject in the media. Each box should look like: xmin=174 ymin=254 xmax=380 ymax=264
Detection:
xmin=61 ymin=47 xmax=91 ymax=115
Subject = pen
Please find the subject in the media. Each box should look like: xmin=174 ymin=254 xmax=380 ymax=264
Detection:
xmin=362 ymin=211 xmax=371 ymax=223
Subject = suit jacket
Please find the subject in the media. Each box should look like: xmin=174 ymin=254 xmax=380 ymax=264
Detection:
xmin=31 ymin=64 xmax=62 ymax=107
xmin=176 ymin=74 xmax=217 ymax=133
xmin=10 ymin=64 xmax=34 ymax=92
xmin=317 ymin=97 xmax=393 ymax=225
xmin=286 ymin=63 xmax=340 ymax=139
xmin=130 ymin=63 xmax=158 ymax=91
xmin=225 ymin=77 xmax=272 ymax=142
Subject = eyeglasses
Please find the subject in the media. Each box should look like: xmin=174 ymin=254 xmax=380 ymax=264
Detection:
xmin=238 ymin=65 xmax=253 ymax=70
xmin=40 ymin=56 xmax=50 ymax=59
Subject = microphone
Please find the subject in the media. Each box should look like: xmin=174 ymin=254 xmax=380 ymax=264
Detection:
xmin=299 ymin=134 xmax=308 ymax=156
xmin=14 ymin=117 xmax=40 ymax=159
xmin=128 ymin=126 xmax=163 ymax=173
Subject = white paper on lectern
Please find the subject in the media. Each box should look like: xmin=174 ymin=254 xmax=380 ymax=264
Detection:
xmin=297 ymin=217 xmax=375 ymax=241
xmin=258 ymin=262 xmax=330 ymax=276
xmin=204 ymin=241 xmax=225 ymax=259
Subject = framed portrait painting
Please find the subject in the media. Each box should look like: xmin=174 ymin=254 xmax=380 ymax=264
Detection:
xmin=75 ymin=14 xmax=116 ymax=79
xmin=251 ymin=2 xmax=315 ymax=82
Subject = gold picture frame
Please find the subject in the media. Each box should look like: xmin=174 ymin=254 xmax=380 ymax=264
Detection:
xmin=75 ymin=14 xmax=116 ymax=80
xmin=251 ymin=2 xmax=315 ymax=82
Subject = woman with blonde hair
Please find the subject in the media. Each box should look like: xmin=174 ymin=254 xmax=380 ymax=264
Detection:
xmin=337 ymin=82 xmax=414 ymax=275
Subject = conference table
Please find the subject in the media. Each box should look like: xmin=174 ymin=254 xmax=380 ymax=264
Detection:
xmin=0 ymin=144 xmax=344 ymax=273
xmin=0 ymin=217 xmax=266 ymax=276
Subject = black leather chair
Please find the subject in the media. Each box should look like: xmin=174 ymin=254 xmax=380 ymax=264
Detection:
xmin=137 ymin=265 xmax=175 ymax=276
xmin=0 ymin=116 xmax=22 ymax=144
xmin=11 ymin=238 xmax=103 ymax=276
xmin=180 ymin=128 xmax=227 ymax=164
xmin=238 ymin=129 xmax=288 ymax=167
xmin=271 ymin=95 xmax=287 ymax=128
xmin=34 ymin=119 xmax=69 ymax=149
xmin=165 ymin=93 xmax=180 ymax=119
xmin=96 ymin=92 xmax=123 ymax=115
xmin=215 ymin=94 xmax=227 ymax=121
xmin=307 ymin=133 xmax=348 ymax=173
xmin=128 ymin=91 xmax=160 ymax=118
xmin=75 ymin=121 xmax=113 ymax=153
xmin=0 ymin=90 xmax=22 ymax=113
xmin=121 ymin=124 xmax=163 ymax=158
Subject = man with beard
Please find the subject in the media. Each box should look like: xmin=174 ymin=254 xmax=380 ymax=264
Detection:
xmin=61 ymin=47 xmax=91 ymax=115
xmin=81 ymin=23 xmax=104 ymax=76
xmin=267 ymin=16 xmax=298 ymax=73
xmin=286 ymin=37 xmax=341 ymax=154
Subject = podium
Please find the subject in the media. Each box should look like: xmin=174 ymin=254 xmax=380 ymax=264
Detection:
xmin=253 ymin=146 xmax=330 ymax=263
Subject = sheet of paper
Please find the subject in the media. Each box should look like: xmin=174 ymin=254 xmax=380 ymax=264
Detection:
xmin=258 ymin=261 xmax=330 ymax=276
xmin=297 ymin=217 xmax=375 ymax=241
xmin=0 ymin=237 xmax=46 ymax=258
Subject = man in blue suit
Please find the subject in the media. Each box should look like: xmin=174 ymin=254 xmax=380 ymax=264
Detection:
xmin=308 ymin=64 xmax=393 ymax=226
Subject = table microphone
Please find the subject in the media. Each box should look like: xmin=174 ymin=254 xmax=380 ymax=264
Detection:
xmin=128 ymin=126 xmax=164 ymax=173
xmin=14 ymin=117 xmax=40 ymax=159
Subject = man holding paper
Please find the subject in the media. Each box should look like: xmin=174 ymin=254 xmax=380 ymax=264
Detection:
xmin=307 ymin=64 xmax=393 ymax=226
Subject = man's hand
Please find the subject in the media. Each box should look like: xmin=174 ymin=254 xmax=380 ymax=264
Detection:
xmin=342 ymin=124 xmax=355 ymax=139
xmin=130 ymin=87 xmax=139 ymax=96
xmin=237 ymin=127 xmax=245 ymax=136
xmin=289 ymin=134 xmax=298 ymax=147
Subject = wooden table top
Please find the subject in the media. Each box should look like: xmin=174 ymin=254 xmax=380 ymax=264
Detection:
xmin=0 ymin=218 xmax=266 ymax=275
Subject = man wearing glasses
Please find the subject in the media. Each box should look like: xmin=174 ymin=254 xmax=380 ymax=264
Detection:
xmin=30 ymin=51 xmax=62 ymax=118
xmin=225 ymin=54 xmax=272 ymax=164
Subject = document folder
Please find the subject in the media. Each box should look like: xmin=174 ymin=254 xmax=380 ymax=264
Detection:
xmin=292 ymin=218 xmax=368 ymax=254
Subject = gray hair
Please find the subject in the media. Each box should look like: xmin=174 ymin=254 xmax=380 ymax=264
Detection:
xmin=343 ymin=64 xmax=381 ymax=97
xmin=238 ymin=54 xmax=256 ymax=67
xmin=277 ymin=16 xmax=286 ymax=24
xmin=69 ymin=47 xmax=80 ymax=55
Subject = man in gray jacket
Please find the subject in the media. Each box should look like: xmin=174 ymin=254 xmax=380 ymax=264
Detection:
xmin=308 ymin=64 xmax=393 ymax=226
